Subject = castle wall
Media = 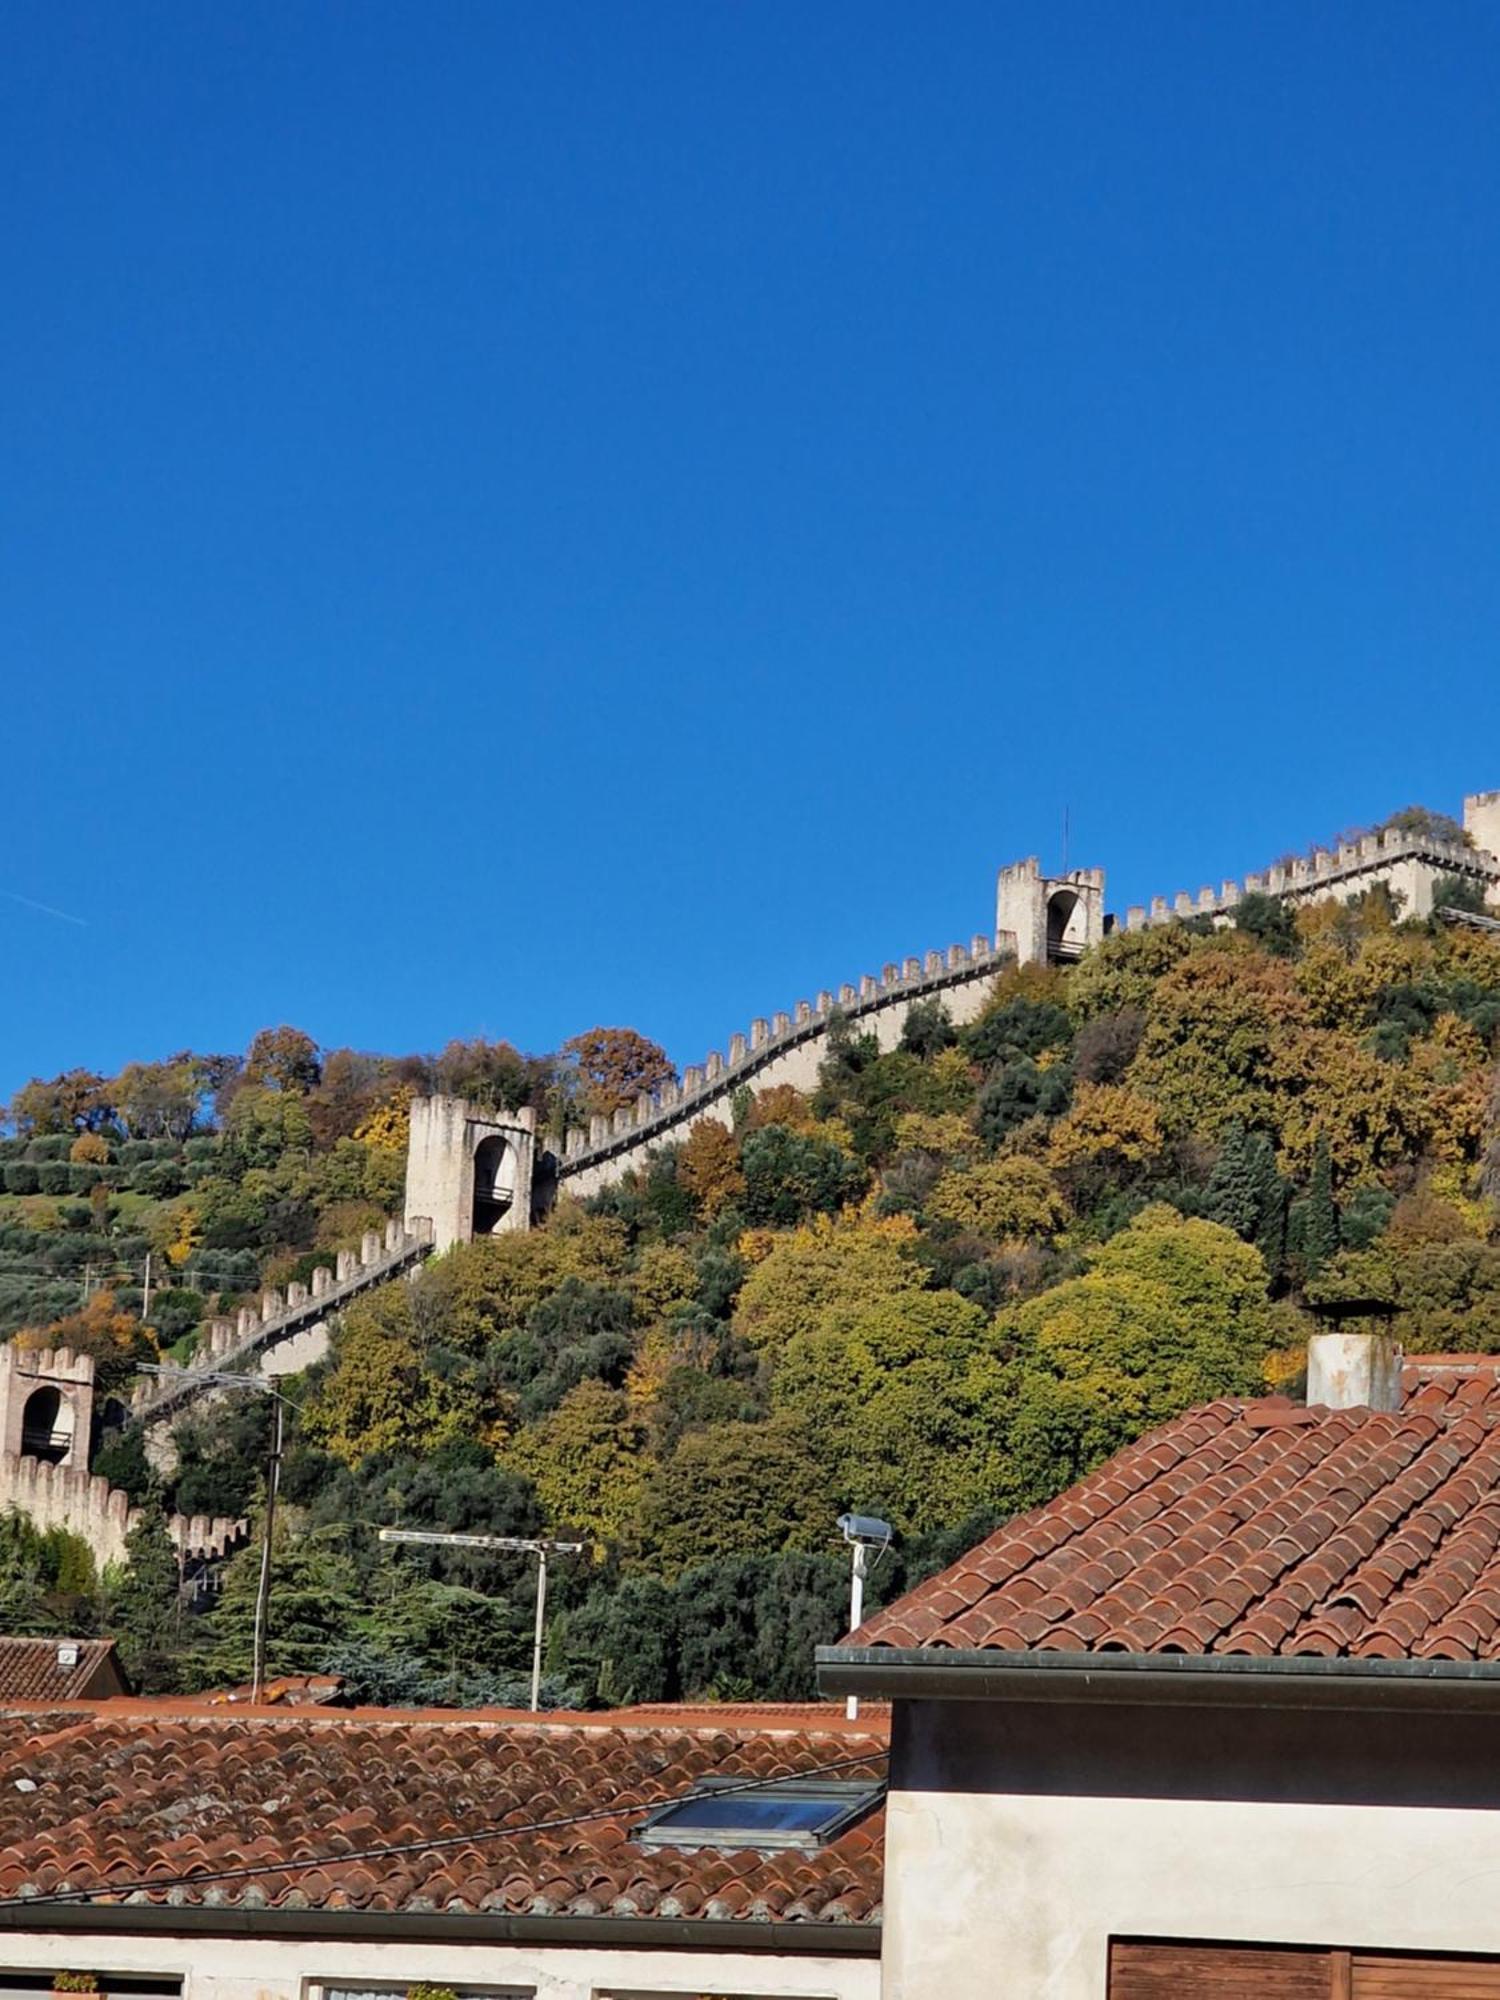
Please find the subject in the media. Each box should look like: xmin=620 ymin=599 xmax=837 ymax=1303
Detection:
xmin=0 ymin=1344 xmax=245 ymax=1572
xmin=558 ymin=940 xmax=1009 ymax=1202
xmin=1119 ymin=824 xmax=1500 ymax=935
xmin=129 ymin=1217 xmax=433 ymax=1461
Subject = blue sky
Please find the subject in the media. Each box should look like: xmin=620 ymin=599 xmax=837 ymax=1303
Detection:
xmin=4 ymin=3 xmax=1500 ymax=1096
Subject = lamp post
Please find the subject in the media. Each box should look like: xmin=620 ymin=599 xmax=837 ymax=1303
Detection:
xmin=377 ymin=1528 xmax=584 ymax=1711
xmin=140 ymin=1365 xmax=295 ymax=1702
xmin=837 ymin=1513 xmax=893 ymax=1722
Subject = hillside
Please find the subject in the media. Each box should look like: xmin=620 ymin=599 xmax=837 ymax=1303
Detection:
xmin=4 ymin=888 xmax=1500 ymax=1701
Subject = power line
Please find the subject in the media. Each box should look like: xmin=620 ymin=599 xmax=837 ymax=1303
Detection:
xmin=0 ymin=1747 xmax=888 ymax=1911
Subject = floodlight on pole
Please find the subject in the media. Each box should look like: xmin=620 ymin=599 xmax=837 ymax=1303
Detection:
xmin=377 ymin=1528 xmax=584 ymax=1711
xmin=139 ymin=1364 xmax=298 ymax=1705
xmin=837 ymin=1514 xmax=893 ymax=1722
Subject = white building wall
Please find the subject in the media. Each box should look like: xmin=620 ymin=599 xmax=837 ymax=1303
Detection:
xmin=0 ymin=1930 xmax=879 ymax=2000
xmin=882 ymin=1695 xmax=1500 ymax=2000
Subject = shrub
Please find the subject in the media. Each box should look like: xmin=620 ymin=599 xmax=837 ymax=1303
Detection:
xmin=37 ymin=1163 xmax=71 ymax=1196
xmin=4 ymin=1164 xmax=39 ymax=1196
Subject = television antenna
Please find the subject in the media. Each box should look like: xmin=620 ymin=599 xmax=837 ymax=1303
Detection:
xmin=377 ymin=1529 xmax=584 ymax=1711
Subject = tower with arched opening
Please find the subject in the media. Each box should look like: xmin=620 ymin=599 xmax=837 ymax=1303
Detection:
xmin=404 ymin=1096 xmax=541 ymax=1254
xmin=997 ymin=857 xmax=1107 ymax=966
xmin=0 ymin=1344 xmax=95 ymax=1472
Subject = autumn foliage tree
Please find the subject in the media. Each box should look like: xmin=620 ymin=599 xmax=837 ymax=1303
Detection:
xmin=562 ymin=1028 xmax=676 ymax=1120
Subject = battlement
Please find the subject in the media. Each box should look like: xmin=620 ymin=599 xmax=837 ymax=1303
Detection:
xmin=0 ymin=1450 xmax=246 ymax=1570
xmin=555 ymin=931 xmax=1011 ymax=1179
xmin=1119 ymin=822 xmax=1500 ymax=934
xmin=0 ymin=1343 xmax=96 ymax=1388
xmin=130 ymin=1214 xmax=434 ymax=1429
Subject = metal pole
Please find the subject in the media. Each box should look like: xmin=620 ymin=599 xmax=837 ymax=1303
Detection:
xmin=846 ymin=1543 xmax=868 ymax=1722
xmin=530 ymin=1547 xmax=548 ymax=1712
xmin=141 ymin=1251 xmax=152 ymax=1326
xmin=251 ymin=1394 xmax=284 ymax=1702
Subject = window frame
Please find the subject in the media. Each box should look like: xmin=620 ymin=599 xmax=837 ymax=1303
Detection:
xmin=632 ymin=1776 xmax=883 ymax=1854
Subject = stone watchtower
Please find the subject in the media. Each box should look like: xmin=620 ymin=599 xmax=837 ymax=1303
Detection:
xmin=0 ymin=1345 xmax=95 ymax=1470
xmin=997 ymin=858 xmax=1108 ymax=966
xmin=403 ymin=1096 xmax=539 ymax=1254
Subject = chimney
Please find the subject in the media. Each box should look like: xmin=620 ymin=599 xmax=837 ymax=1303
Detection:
xmin=1307 ymin=1330 xmax=1402 ymax=1412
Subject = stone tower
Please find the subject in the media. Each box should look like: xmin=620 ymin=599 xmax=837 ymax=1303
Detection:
xmin=1465 ymin=790 xmax=1500 ymax=868
xmin=997 ymin=858 xmax=1108 ymax=966
xmin=403 ymin=1096 xmax=539 ymax=1254
xmin=0 ymin=1345 xmax=95 ymax=1471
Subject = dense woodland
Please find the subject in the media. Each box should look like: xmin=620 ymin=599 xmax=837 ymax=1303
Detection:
xmin=4 ymin=862 xmax=1500 ymax=1703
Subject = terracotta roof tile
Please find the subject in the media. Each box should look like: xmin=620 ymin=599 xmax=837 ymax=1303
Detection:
xmin=852 ymin=1363 xmax=1500 ymax=1660
xmin=0 ymin=1703 xmax=884 ymax=1924
xmin=0 ymin=1639 xmax=125 ymax=1702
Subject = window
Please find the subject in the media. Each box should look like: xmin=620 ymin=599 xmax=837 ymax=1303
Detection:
xmin=0 ymin=1981 xmax=180 ymax=2000
xmin=315 ymin=1988 xmax=530 ymax=2000
xmin=633 ymin=1778 xmax=883 ymax=1853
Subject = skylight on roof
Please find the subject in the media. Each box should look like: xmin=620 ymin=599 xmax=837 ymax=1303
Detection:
xmin=634 ymin=1778 xmax=882 ymax=1853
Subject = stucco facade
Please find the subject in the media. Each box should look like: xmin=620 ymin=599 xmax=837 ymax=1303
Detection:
xmin=0 ymin=1928 xmax=880 ymax=2000
xmin=879 ymin=1689 xmax=1500 ymax=2000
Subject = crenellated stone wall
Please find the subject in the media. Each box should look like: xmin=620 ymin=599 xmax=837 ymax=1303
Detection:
xmin=0 ymin=1344 xmax=247 ymax=1571
xmin=556 ymin=933 xmax=1013 ymax=1200
xmin=1118 ymin=803 xmax=1500 ymax=936
xmin=127 ymin=1216 xmax=434 ymax=1457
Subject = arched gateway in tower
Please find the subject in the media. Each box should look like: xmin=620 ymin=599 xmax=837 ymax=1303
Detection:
xmin=403 ymin=1096 xmax=541 ymax=1254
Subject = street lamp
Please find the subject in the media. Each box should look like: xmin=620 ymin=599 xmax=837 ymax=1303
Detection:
xmin=377 ymin=1528 xmax=583 ymax=1711
xmin=139 ymin=1364 xmax=296 ymax=1703
xmin=837 ymin=1513 xmax=893 ymax=1722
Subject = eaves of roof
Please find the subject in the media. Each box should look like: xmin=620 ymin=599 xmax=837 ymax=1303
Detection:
xmin=817 ymin=1644 xmax=1500 ymax=1713
xmin=0 ymin=1901 xmax=881 ymax=1955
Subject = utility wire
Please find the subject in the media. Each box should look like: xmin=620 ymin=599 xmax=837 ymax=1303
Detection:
xmin=0 ymin=1747 xmax=889 ymax=1911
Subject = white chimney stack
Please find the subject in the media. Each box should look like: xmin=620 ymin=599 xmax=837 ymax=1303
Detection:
xmin=1307 ymin=1331 xmax=1402 ymax=1412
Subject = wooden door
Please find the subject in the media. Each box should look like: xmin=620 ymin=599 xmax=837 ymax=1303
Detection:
xmin=1110 ymin=1941 xmax=1338 ymax=1995
xmin=1110 ymin=1943 xmax=1500 ymax=1997
xmin=1352 ymin=1958 xmax=1500 ymax=1997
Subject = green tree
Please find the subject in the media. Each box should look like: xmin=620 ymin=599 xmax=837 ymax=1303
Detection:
xmin=926 ymin=1157 xmax=1068 ymax=1241
xmin=733 ymin=1215 xmax=925 ymax=1353
xmin=195 ymin=1528 xmax=362 ymax=1687
xmin=303 ymin=1285 xmax=493 ymax=1467
xmin=772 ymin=1286 xmax=1011 ymax=1531
xmin=1292 ymin=1137 xmax=1340 ymax=1279
xmin=1205 ymin=1121 xmax=1258 ymax=1238
xmin=738 ymin=1125 xmax=866 ymax=1226
xmin=641 ymin=1419 xmax=825 ymax=1575
xmin=110 ymin=1505 xmax=182 ymax=1690
xmin=1232 ymin=892 xmax=1298 ymax=956
xmin=507 ymin=1381 xmax=648 ymax=1549
xmin=1003 ymin=1208 xmax=1276 ymax=1507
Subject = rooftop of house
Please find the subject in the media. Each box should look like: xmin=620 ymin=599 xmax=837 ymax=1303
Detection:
xmin=0 ymin=1700 xmax=886 ymax=1928
xmin=0 ymin=1637 xmax=127 ymax=1703
xmin=850 ymin=1353 xmax=1500 ymax=1661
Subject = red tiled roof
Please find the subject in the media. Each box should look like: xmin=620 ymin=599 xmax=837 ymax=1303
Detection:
xmin=854 ymin=1385 xmax=1500 ymax=1660
xmin=0 ymin=1639 xmax=125 ymax=1702
xmin=0 ymin=1701 xmax=885 ymax=1924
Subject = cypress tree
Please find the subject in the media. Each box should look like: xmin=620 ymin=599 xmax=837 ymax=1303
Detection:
xmin=1249 ymin=1133 xmax=1289 ymax=1282
xmin=111 ymin=1505 xmax=182 ymax=1691
xmin=1205 ymin=1121 xmax=1258 ymax=1238
xmin=1299 ymin=1137 xmax=1340 ymax=1279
